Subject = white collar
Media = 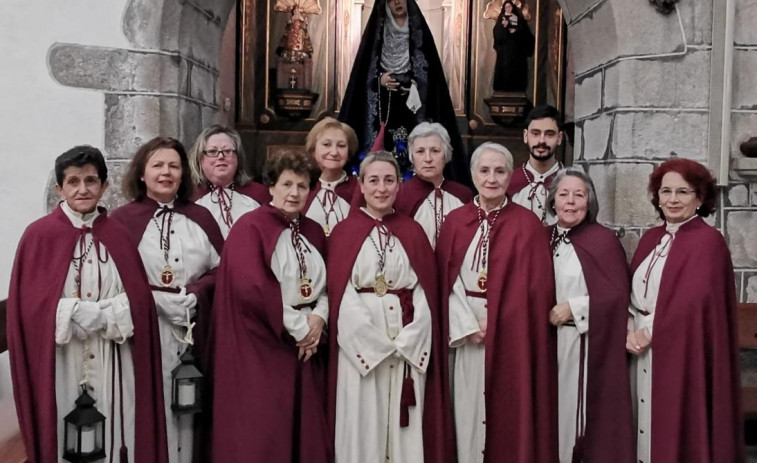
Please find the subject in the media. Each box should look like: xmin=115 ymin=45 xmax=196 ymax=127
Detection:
xmin=60 ymin=202 xmax=100 ymax=228
xmin=525 ymin=160 xmax=561 ymax=180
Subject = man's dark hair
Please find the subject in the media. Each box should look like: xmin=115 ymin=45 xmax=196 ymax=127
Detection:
xmin=525 ymin=105 xmax=563 ymax=131
xmin=55 ymin=145 xmax=108 ymax=186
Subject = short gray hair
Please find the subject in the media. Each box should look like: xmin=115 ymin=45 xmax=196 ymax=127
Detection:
xmin=469 ymin=142 xmax=514 ymax=173
xmin=546 ymin=166 xmax=600 ymax=224
xmin=408 ymin=122 xmax=453 ymax=163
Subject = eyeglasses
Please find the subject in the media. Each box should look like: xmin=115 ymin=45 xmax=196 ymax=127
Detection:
xmin=204 ymin=148 xmax=237 ymax=158
xmin=658 ymin=187 xmax=696 ymax=198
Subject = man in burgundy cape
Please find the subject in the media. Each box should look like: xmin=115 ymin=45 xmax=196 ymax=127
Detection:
xmin=436 ymin=200 xmax=558 ymax=463
xmin=110 ymin=196 xmax=225 ymax=369
xmin=630 ymin=217 xmax=744 ymax=462
xmin=7 ymin=206 xmax=168 ymax=463
xmin=209 ymin=204 xmax=331 ymax=462
xmin=326 ymin=210 xmax=455 ymax=463
xmin=562 ymin=221 xmax=635 ymax=462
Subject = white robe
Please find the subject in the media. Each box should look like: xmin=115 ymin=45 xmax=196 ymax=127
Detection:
xmin=269 ymin=225 xmax=329 ymax=340
xmin=335 ymin=215 xmax=433 ymax=463
xmin=305 ymin=175 xmax=352 ymax=237
xmin=510 ymin=162 xmax=560 ymax=225
xmin=412 ymin=187 xmax=464 ymax=249
xmin=553 ymin=230 xmax=590 ymax=463
xmin=138 ymin=203 xmax=221 ymax=463
xmin=195 ymin=187 xmax=261 ymax=238
xmin=630 ymin=216 xmax=693 ymax=462
xmin=54 ymin=203 xmax=136 ymax=460
xmin=448 ymin=220 xmax=490 ymax=463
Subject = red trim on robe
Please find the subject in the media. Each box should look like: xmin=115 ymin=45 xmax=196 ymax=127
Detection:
xmin=436 ymin=201 xmax=558 ymax=463
xmin=394 ymin=176 xmax=473 ymax=217
xmin=630 ymin=217 xmax=744 ymax=462
xmin=7 ymin=206 xmax=168 ymax=463
xmin=304 ymin=175 xmax=360 ymax=212
xmin=326 ymin=210 xmax=455 ymax=463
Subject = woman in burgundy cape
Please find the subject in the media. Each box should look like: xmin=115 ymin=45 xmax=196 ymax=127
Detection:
xmin=437 ymin=142 xmax=557 ymax=463
xmin=546 ymin=167 xmax=634 ymax=462
xmin=209 ymin=150 xmax=330 ymax=462
xmin=326 ymin=151 xmax=453 ymax=463
xmin=627 ymin=157 xmax=743 ymax=462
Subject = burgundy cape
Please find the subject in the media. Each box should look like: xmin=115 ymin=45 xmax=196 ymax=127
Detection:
xmin=326 ymin=211 xmax=455 ymax=463
xmin=394 ymin=176 xmax=473 ymax=217
xmin=630 ymin=217 xmax=744 ymax=462
xmin=506 ymin=162 xmax=559 ymax=197
xmin=7 ymin=206 xmax=168 ymax=463
xmin=191 ymin=180 xmax=271 ymax=204
xmin=304 ymin=175 xmax=360 ymax=212
xmin=563 ymin=222 xmax=635 ymax=462
xmin=209 ymin=204 xmax=330 ymax=462
xmin=436 ymin=201 xmax=558 ymax=463
xmin=110 ymin=197 xmax=224 ymax=369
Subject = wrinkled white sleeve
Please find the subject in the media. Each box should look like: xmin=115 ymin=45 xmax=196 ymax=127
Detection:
xmin=637 ymin=313 xmax=655 ymax=339
xmin=99 ymin=292 xmax=134 ymax=343
xmin=312 ymin=292 xmax=329 ymax=325
xmin=55 ymin=298 xmax=87 ymax=344
xmin=393 ymin=284 xmax=432 ymax=373
xmin=448 ymin=277 xmax=481 ymax=348
xmin=337 ymin=283 xmax=397 ymax=377
xmin=284 ymin=303 xmax=310 ymax=342
xmin=568 ymin=296 xmax=590 ymax=334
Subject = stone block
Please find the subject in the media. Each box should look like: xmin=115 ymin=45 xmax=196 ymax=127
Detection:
xmin=735 ymin=0 xmax=757 ymax=46
xmin=190 ymin=64 xmax=218 ymax=106
xmin=726 ymin=210 xmax=757 ymax=268
xmin=747 ymin=273 xmax=757 ymax=302
xmin=582 ymin=114 xmax=612 ymax=160
xmin=560 ymin=0 xmax=607 ymax=24
xmin=179 ymin=7 xmax=225 ymax=67
xmin=568 ymin=3 xmax=618 ymax=75
xmin=586 ymin=163 xmax=617 ymax=224
xmin=603 ymin=50 xmax=710 ymax=109
xmin=123 ymin=0 xmax=165 ymax=49
xmin=573 ymin=124 xmax=583 ymax=161
xmin=178 ymin=100 xmax=204 ymax=149
xmin=677 ymin=0 xmax=712 ymax=45
xmin=617 ymin=227 xmax=640 ymax=264
xmin=104 ymin=94 xmax=176 ymax=159
xmin=727 ymin=184 xmax=750 ymax=207
xmin=614 ymin=162 xmax=659 ymax=226
xmin=612 ymin=111 xmax=709 ymax=161
xmin=733 ymin=50 xmax=757 ymax=110
xmin=49 ymin=44 xmax=180 ymax=93
xmin=574 ymin=71 xmax=602 ymax=120
xmin=730 ymin=112 xmax=757 ymax=160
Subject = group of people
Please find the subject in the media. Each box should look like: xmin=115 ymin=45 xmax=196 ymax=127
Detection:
xmin=7 ymin=103 xmax=744 ymax=463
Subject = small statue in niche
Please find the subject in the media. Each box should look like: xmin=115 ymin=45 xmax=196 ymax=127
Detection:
xmin=273 ymin=0 xmax=321 ymax=118
xmin=489 ymin=0 xmax=534 ymax=93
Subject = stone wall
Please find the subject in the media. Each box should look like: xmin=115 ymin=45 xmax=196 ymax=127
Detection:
xmin=561 ymin=0 xmax=757 ymax=302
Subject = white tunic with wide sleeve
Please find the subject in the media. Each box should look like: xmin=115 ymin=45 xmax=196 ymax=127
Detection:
xmin=305 ymin=174 xmax=352 ymax=236
xmin=630 ymin=217 xmax=691 ymax=463
xmin=553 ymin=229 xmax=590 ymax=463
xmin=510 ymin=162 xmax=560 ymax=225
xmin=413 ymin=187 xmax=464 ymax=249
xmin=195 ymin=186 xmax=261 ymax=238
xmin=448 ymin=220 xmax=489 ymax=463
xmin=138 ymin=203 xmax=221 ymax=463
xmin=269 ymin=224 xmax=329 ymax=340
xmin=335 ymin=215 xmax=432 ymax=463
xmin=55 ymin=203 xmax=136 ymax=460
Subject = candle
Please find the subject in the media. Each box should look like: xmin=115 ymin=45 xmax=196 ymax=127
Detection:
xmin=80 ymin=426 xmax=95 ymax=453
xmin=178 ymin=382 xmax=196 ymax=406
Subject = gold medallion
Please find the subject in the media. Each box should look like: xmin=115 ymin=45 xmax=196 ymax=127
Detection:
xmin=477 ymin=270 xmax=488 ymax=292
xmin=374 ymin=273 xmax=388 ymax=297
xmin=300 ymin=278 xmax=313 ymax=300
xmin=323 ymin=224 xmax=330 ymax=237
xmin=160 ymin=265 xmax=175 ymax=286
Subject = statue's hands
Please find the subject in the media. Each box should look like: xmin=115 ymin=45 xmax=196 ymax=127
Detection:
xmin=380 ymin=73 xmax=400 ymax=91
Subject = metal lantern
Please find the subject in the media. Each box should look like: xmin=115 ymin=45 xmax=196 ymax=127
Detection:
xmin=171 ymin=348 xmax=203 ymax=414
xmin=63 ymin=386 xmax=106 ymax=462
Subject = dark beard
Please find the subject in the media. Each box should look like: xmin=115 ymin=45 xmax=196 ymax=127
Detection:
xmin=529 ymin=144 xmax=556 ymax=162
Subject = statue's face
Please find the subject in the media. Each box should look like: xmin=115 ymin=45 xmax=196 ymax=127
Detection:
xmin=388 ymin=0 xmax=407 ymax=20
xmin=504 ymin=2 xmax=513 ymax=13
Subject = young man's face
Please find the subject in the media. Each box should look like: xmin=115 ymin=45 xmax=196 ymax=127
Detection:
xmin=523 ymin=117 xmax=563 ymax=162
xmin=56 ymin=164 xmax=108 ymax=214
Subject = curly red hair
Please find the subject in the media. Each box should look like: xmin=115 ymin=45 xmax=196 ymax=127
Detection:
xmin=648 ymin=158 xmax=717 ymax=221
